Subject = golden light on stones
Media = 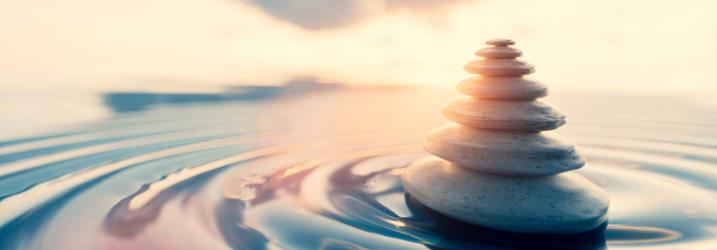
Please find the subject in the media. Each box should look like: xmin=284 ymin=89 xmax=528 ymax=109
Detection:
xmin=401 ymin=39 xmax=610 ymax=234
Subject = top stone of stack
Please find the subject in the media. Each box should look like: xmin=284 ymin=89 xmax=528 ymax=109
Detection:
xmin=431 ymin=39 xmax=580 ymax=175
xmin=464 ymin=39 xmax=534 ymax=77
xmin=458 ymin=39 xmax=547 ymax=100
xmin=476 ymin=39 xmax=521 ymax=59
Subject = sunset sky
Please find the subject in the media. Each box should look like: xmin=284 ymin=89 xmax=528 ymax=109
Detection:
xmin=1 ymin=0 xmax=716 ymax=95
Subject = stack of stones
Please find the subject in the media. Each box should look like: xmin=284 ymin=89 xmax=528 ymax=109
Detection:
xmin=401 ymin=39 xmax=609 ymax=234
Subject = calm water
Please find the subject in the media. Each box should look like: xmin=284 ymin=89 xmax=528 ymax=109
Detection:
xmin=1 ymin=88 xmax=716 ymax=249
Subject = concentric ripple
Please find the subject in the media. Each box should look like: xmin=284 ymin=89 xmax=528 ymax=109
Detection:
xmin=0 ymin=89 xmax=716 ymax=250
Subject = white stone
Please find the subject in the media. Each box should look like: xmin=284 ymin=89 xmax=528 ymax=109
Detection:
xmin=401 ymin=156 xmax=609 ymax=234
xmin=424 ymin=124 xmax=584 ymax=176
xmin=476 ymin=46 xmax=522 ymax=59
xmin=401 ymin=39 xmax=609 ymax=234
xmin=443 ymin=97 xmax=566 ymax=131
xmin=457 ymin=76 xmax=547 ymax=100
xmin=464 ymin=59 xmax=534 ymax=76
xmin=486 ymin=39 xmax=515 ymax=46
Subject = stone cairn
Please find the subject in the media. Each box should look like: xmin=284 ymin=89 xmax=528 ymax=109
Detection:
xmin=401 ymin=39 xmax=609 ymax=234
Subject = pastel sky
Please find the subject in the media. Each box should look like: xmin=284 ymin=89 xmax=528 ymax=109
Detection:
xmin=1 ymin=0 xmax=716 ymax=95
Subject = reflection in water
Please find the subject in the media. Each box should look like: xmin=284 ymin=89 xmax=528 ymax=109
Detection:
xmin=403 ymin=195 xmax=608 ymax=249
xmin=0 ymin=88 xmax=716 ymax=249
xmin=606 ymin=224 xmax=681 ymax=244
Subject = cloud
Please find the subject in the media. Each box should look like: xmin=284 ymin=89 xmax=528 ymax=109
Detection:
xmin=245 ymin=0 xmax=464 ymax=30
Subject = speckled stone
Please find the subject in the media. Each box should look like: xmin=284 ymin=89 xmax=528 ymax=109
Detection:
xmin=443 ymin=97 xmax=566 ymax=131
xmin=476 ymin=46 xmax=522 ymax=59
xmin=457 ymin=77 xmax=547 ymax=100
xmin=402 ymin=38 xmax=609 ymax=234
xmin=401 ymin=156 xmax=609 ymax=234
xmin=486 ymin=39 xmax=515 ymax=47
xmin=424 ymin=124 xmax=584 ymax=176
xmin=464 ymin=59 xmax=534 ymax=76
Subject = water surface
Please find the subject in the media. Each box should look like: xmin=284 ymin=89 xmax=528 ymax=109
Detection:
xmin=1 ymin=88 xmax=716 ymax=249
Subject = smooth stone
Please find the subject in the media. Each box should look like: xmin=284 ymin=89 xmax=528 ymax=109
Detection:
xmin=486 ymin=39 xmax=515 ymax=47
xmin=457 ymin=76 xmax=547 ymax=100
xmin=424 ymin=124 xmax=584 ymax=176
xmin=401 ymin=156 xmax=610 ymax=234
xmin=476 ymin=46 xmax=522 ymax=59
xmin=464 ymin=59 xmax=534 ymax=76
xmin=443 ymin=97 xmax=566 ymax=131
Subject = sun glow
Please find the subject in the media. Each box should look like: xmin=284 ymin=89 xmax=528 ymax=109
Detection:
xmin=1 ymin=0 xmax=716 ymax=95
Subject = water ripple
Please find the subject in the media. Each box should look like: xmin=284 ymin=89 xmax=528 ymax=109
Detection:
xmin=0 ymin=90 xmax=715 ymax=250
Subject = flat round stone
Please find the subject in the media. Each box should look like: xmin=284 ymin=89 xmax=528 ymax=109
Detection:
xmin=464 ymin=59 xmax=534 ymax=76
xmin=486 ymin=39 xmax=515 ymax=47
xmin=401 ymin=156 xmax=609 ymax=234
xmin=476 ymin=46 xmax=522 ymax=59
xmin=443 ymin=98 xmax=566 ymax=131
xmin=457 ymin=77 xmax=547 ymax=100
xmin=424 ymin=124 xmax=585 ymax=176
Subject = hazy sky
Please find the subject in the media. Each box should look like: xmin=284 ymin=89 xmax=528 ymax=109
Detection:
xmin=1 ymin=0 xmax=716 ymax=95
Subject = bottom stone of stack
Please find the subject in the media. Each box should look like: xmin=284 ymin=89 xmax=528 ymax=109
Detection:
xmin=401 ymin=156 xmax=609 ymax=234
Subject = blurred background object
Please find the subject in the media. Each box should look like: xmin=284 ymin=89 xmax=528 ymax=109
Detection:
xmin=1 ymin=0 xmax=716 ymax=94
xmin=3 ymin=0 xmax=717 ymax=135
